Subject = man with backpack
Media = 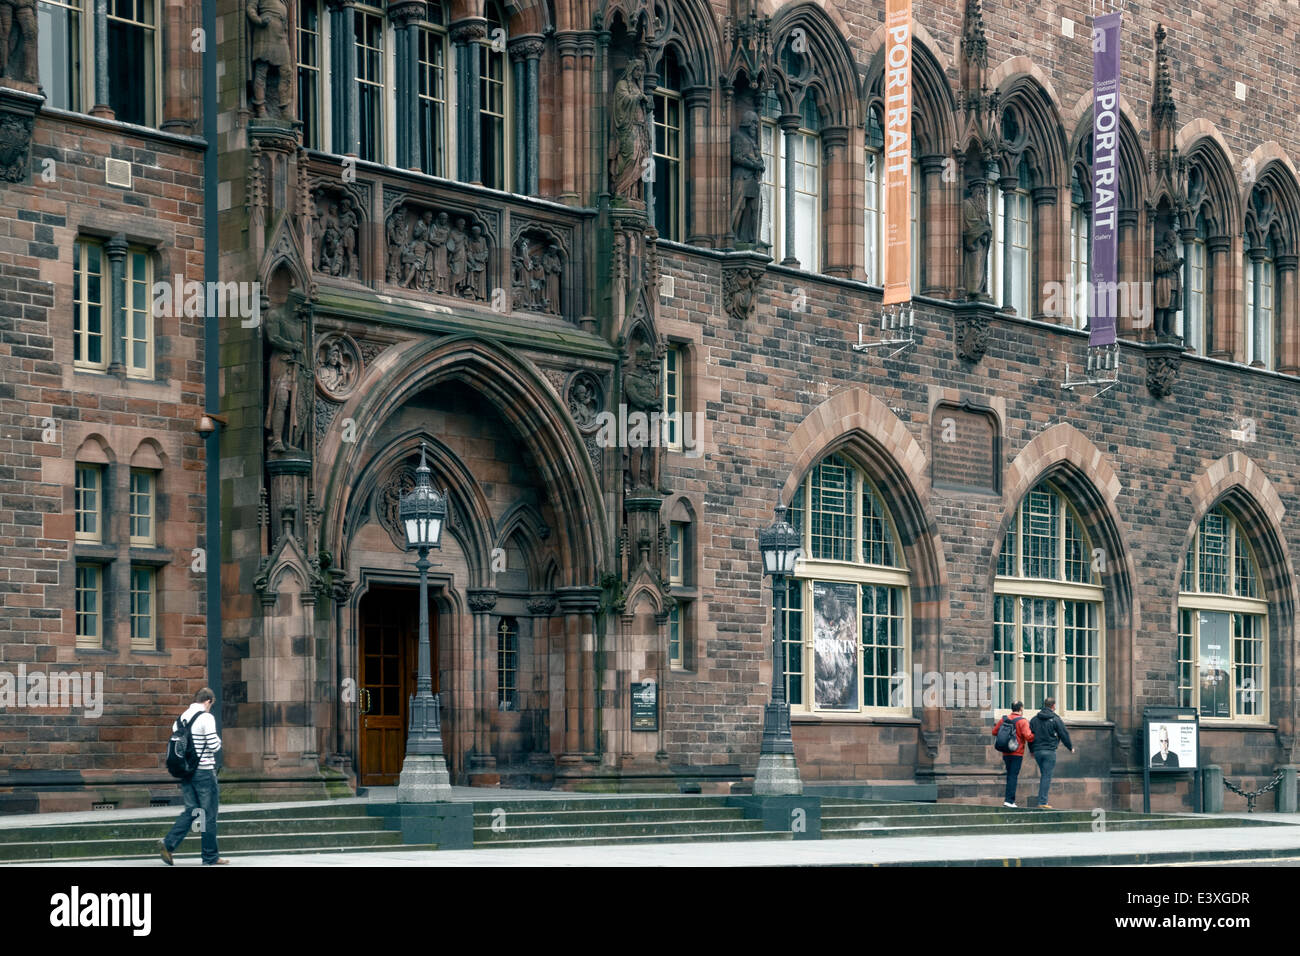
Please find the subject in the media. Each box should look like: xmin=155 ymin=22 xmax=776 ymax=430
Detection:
xmin=991 ymin=700 xmax=1033 ymax=807
xmin=1028 ymin=697 xmax=1075 ymax=809
xmin=160 ymin=688 xmax=228 ymax=865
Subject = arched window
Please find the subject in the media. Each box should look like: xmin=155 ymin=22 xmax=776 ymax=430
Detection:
xmin=864 ymin=106 xmax=919 ymax=289
xmin=994 ymin=482 xmax=1104 ymax=718
xmin=652 ymin=50 xmax=684 ymax=242
xmin=1182 ymin=212 xmax=1208 ymax=353
xmin=1178 ymin=507 xmax=1267 ymax=721
xmin=993 ymin=156 xmax=1033 ymax=316
xmin=418 ymin=1 xmax=450 ymax=177
xmin=479 ymin=0 xmax=510 ymax=190
xmin=761 ymin=94 xmax=821 ymax=272
xmin=782 ymin=453 xmax=910 ymax=714
xmin=1245 ymin=232 xmax=1277 ymax=369
xmin=1069 ymin=167 xmax=1091 ymax=329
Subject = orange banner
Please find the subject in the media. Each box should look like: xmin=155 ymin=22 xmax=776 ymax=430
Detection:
xmin=882 ymin=0 xmax=913 ymax=305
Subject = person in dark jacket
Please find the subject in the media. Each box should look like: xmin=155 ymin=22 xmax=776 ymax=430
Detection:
xmin=1028 ymin=697 xmax=1075 ymax=809
xmin=992 ymin=701 xmax=1034 ymax=807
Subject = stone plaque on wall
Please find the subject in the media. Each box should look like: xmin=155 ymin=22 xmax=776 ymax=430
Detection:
xmin=931 ymin=402 xmax=1000 ymax=494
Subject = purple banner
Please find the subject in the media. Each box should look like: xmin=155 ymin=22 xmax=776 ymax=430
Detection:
xmin=1090 ymin=11 xmax=1121 ymax=347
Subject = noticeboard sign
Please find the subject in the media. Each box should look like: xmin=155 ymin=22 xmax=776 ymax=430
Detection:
xmin=631 ymin=680 xmax=657 ymax=731
xmin=1144 ymin=706 xmax=1198 ymax=772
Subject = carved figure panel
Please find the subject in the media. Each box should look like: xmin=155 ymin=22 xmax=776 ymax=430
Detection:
xmin=511 ymin=231 xmax=565 ymax=316
xmin=383 ymin=201 xmax=491 ymax=303
xmin=248 ymin=0 xmax=293 ymax=119
xmin=312 ymin=187 xmax=361 ymax=280
xmin=315 ymin=332 xmax=362 ymax=400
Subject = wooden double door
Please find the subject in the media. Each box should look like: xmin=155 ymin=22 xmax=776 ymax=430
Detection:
xmin=358 ymin=585 xmax=443 ymax=787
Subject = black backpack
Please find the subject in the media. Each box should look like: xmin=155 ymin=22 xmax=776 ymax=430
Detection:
xmin=166 ymin=710 xmax=204 ymax=779
xmin=994 ymin=715 xmax=1023 ymax=753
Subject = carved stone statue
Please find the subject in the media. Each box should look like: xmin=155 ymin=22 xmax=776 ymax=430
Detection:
xmin=731 ymin=111 xmax=766 ymax=245
xmin=400 ymin=210 xmax=431 ymax=289
xmin=247 ymin=0 xmax=293 ymax=119
xmin=0 ymin=110 xmax=32 ymax=182
xmin=427 ymin=211 xmax=451 ymax=293
xmin=1153 ymin=228 xmax=1184 ymax=339
xmin=511 ymin=237 xmax=533 ymax=309
xmin=386 ymin=206 xmax=410 ymax=283
xmin=568 ymin=378 xmax=599 ymax=429
xmin=466 ymin=224 xmax=489 ymax=301
xmin=610 ymin=60 xmax=651 ymax=203
xmin=449 ymin=217 xmax=470 ymax=296
xmin=315 ymin=336 xmax=358 ymax=398
xmin=338 ymin=205 xmax=358 ymax=279
xmin=264 ymin=301 xmax=306 ymax=455
xmin=622 ymin=340 xmax=662 ymax=493
xmin=318 ymin=201 xmax=342 ymax=275
xmin=541 ymin=243 xmax=563 ymax=314
xmin=0 ymin=0 xmax=38 ymax=86
xmin=962 ymin=180 xmax=993 ymax=298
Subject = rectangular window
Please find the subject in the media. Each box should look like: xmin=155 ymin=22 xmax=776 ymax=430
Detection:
xmin=354 ymin=8 xmax=384 ymax=163
xmin=73 ymin=239 xmax=106 ymax=370
xmin=1020 ymin=596 xmax=1058 ymax=711
xmin=1063 ymin=513 xmax=1089 ymax=584
xmin=662 ymin=346 xmax=681 ymax=451
xmin=107 ymin=0 xmax=157 ymax=126
xmin=496 ymin=618 xmax=518 ymax=710
xmin=783 ymin=578 xmax=803 ymax=706
xmin=130 ymin=564 xmax=156 ymax=649
xmin=668 ymin=602 xmax=683 ymax=667
xmin=75 ymin=464 xmax=103 ymax=543
xmin=861 ymin=483 xmax=894 ymax=567
xmin=129 ymin=469 xmax=155 ymax=546
xmin=993 ymin=595 xmax=1017 ymax=708
xmin=1020 ymin=488 xmax=1059 ymax=580
xmin=860 ymin=584 xmax=905 ymax=708
xmin=791 ymin=130 xmax=819 ymax=272
xmin=652 ymin=88 xmax=683 ymax=241
xmin=1233 ymin=613 xmax=1264 ymax=718
xmin=418 ymin=27 xmax=448 ymax=177
xmin=1177 ymin=609 xmax=1195 ymax=707
xmin=125 ymin=248 xmax=152 ymax=378
xmin=668 ymin=522 xmax=684 ymax=585
xmin=1198 ymin=511 xmax=1229 ymax=594
xmin=1184 ymin=238 xmax=1205 ymax=352
xmin=76 ymin=563 xmax=102 ymax=648
xmin=1234 ymin=532 xmax=1258 ymax=598
xmin=997 ymin=525 xmax=1016 ymax=577
xmin=38 ymin=0 xmax=82 ymax=112
xmin=1070 ymin=206 xmax=1090 ymax=328
xmin=759 ymin=121 xmax=777 ymax=250
xmin=864 ymin=150 xmax=880 ymax=284
xmin=1063 ymin=600 xmax=1100 ymax=712
xmin=297 ymin=0 xmax=321 ymax=150
xmin=1006 ymin=189 xmax=1031 ymax=316
xmin=1197 ymin=609 xmax=1231 ymax=718
xmin=479 ymin=36 xmax=507 ymax=189
xmin=1257 ymin=262 xmax=1274 ymax=368
xmin=988 ymin=181 xmax=1002 ymax=307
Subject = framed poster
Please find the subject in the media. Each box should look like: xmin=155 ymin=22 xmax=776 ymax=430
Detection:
xmin=1197 ymin=611 xmax=1231 ymax=718
xmin=1144 ymin=707 xmax=1198 ymax=772
xmin=631 ymin=680 xmax=657 ymax=731
xmin=813 ymin=581 xmax=859 ymax=710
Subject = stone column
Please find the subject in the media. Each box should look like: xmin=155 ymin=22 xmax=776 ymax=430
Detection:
xmin=1249 ymin=248 xmax=1265 ymax=367
xmin=779 ymin=113 xmax=800 ymax=267
xmin=509 ymin=36 xmax=543 ymax=196
xmin=467 ymin=589 xmax=498 ymax=782
xmin=557 ymin=586 xmax=601 ymax=760
xmin=580 ymin=34 xmax=598 ymax=204
xmin=998 ymin=174 xmax=1017 ymax=310
xmin=327 ymin=0 xmax=358 ymax=155
xmin=555 ymin=32 xmax=579 ymax=202
xmin=820 ymin=125 xmax=850 ymax=277
xmin=919 ymin=154 xmax=948 ymax=297
xmin=1031 ymin=185 xmax=1058 ymax=321
xmin=683 ymin=86 xmax=710 ymax=246
xmin=161 ymin=0 xmax=195 ymax=132
xmin=390 ymin=2 xmax=426 ymax=171
xmin=105 ymin=234 xmax=128 ymax=376
xmin=1277 ymin=255 xmax=1298 ymax=376
xmin=451 ymin=19 xmax=487 ymax=184
xmin=1117 ymin=208 xmax=1139 ymax=336
xmin=90 ymin=0 xmax=113 ymax=118
xmin=1208 ymin=235 xmax=1233 ymax=359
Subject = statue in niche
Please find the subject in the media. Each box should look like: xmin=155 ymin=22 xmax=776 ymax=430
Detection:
xmin=400 ymin=210 xmax=431 ymax=289
xmin=318 ymin=201 xmax=342 ymax=275
xmin=264 ymin=300 xmax=306 ymax=455
xmin=610 ymin=59 xmax=651 ymax=203
xmin=465 ymin=224 xmax=489 ymax=301
xmin=0 ymin=0 xmax=38 ymax=86
xmin=427 ymin=211 xmax=451 ymax=293
xmin=386 ymin=206 xmax=410 ymax=283
xmin=337 ymin=204 xmax=358 ymax=279
xmin=1153 ymin=228 xmax=1184 ymax=340
xmin=448 ymin=217 xmax=470 ymax=296
xmin=511 ymin=237 xmax=533 ymax=308
xmin=541 ymin=243 xmax=563 ymax=315
xmin=311 ymin=195 xmax=327 ymax=271
xmin=622 ymin=340 xmax=663 ymax=494
xmin=730 ymin=110 xmax=766 ymax=245
xmin=568 ymin=378 xmax=599 ymax=429
xmin=247 ymin=0 xmax=293 ymax=119
xmin=961 ymin=179 xmax=993 ymax=298
xmin=315 ymin=336 xmax=358 ymax=398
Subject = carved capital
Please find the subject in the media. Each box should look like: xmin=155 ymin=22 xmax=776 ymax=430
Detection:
xmin=467 ymin=589 xmax=499 ymax=614
xmin=1145 ymin=344 xmax=1184 ymax=398
xmin=450 ymin=18 xmax=489 ymax=44
xmin=508 ymin=35 xmax=546 ymax=59
xmin=388 ymin=1 xmax=427 ymax=29
xmin=527 ymin=596 xmax=557 ymax=616
xmin=720 ymin=250 xmax=770 ymax=323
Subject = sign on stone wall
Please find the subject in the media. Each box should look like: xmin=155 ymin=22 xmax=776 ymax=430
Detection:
xmin=930 ymin=402 xmax=1000 ymax=494
xmin=631 ymin=680 xmax=658 ymax=731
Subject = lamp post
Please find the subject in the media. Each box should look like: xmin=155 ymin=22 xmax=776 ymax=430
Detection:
xmin=396 ymin=444 xmax=453 ymax=802
xmin=755 ymin=501 xmax=803 ymax=795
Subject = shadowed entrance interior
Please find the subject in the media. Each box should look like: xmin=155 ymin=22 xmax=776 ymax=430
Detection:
xmin=358 ymin=585 xmax=442 ymax=787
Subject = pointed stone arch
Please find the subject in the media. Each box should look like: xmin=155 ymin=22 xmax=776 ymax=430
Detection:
xmin=1181 ymin=128 xmax=1241 ymax=240
xmin=769 ymin=2 xmax=860 ymax=128
xmin=647 ymin=0 xmax=721 ymax=89
xmin=1066 ymin=95 xmax=1147 ymax=212
xmin=864 ymin=32 xmax=957 ymax=157
xmin=991 ymin=63 xmax=1068 ymax=189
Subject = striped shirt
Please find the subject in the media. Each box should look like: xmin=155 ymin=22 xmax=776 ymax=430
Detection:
xmin=174 ymin=703 xmax=222 ymax=771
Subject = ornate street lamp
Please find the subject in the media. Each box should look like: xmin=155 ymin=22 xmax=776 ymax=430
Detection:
xmin=396 ymin=444 xmax=452 ymax=802
xmin=755 ymin=501 xmax=803 ymax=795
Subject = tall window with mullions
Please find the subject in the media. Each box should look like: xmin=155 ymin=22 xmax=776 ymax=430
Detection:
xmin=38 ymin=0 xmax=82 ymax=111
xmin=354 ymin=6 xmax=384 ymax=163
xmin=107 ymin=0 xmax=157 ymax=126
xmin=652 ymin=50 xmax=683 ymax=242
xmin=297 ymin=0 xmax=321 ymax=149
xmin=479 ymin=1 xmax=509 ymax=190
xmin=418 ymin=5 xmax=449 ymax=177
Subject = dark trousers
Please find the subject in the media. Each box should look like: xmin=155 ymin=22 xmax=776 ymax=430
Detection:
xmin=162 ymin=768 xmax=220 ymax=863
xmin=1002 ymin=754 xmax=1023 ymax=804
xmin=1034 ymin=749 xmax=1058 ymax=806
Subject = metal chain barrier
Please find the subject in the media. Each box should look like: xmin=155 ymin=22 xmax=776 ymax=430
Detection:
xmin=1223 ymin=770 xmax=1285 ymax=812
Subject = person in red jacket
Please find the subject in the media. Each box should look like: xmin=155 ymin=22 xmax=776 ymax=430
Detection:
xmin=992 ymin=701 xmax=1035 ymax=807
